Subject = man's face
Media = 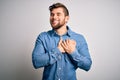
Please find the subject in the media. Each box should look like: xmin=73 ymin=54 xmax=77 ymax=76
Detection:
xmin=50 ymin=8 xmax=69 ymax=29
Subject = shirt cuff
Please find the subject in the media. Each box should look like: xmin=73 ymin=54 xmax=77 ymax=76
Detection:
xmin=51 ymin=47 xmax=62 ymax=55
xmin=48 ymin=47 xmax=62 ymax=64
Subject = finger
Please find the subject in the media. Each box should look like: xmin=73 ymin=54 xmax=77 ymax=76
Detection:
xmin=70 ymin=39 xmax=76 ymax=44
xmin=61 ymin=40 xmax=67 ymax=48
xmin=63 ymin=40 xmax=67 ymax=46
xmin=62 ymin=41 xmax=70 ymax=51
xmin=66 ymin=39 xmax=69 ymax=45
xmin=61 ymin=42 xmax=65 ymax=48
xmin=59 ymin=37 xmax=63 ymax=44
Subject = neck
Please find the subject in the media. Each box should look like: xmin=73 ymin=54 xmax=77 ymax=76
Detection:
xmin=55 ymin=25 xmax=67 ymax=36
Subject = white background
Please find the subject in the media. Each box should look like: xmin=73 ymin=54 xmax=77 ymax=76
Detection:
xmin=0 ymin=0 xmax=120 ymax=80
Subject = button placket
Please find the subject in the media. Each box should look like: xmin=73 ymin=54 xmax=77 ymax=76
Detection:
xmin=57 ymin=54 xmax=62 ymax=80
xmin=57 ymin=36 xmax=64 ymax=80
xmin=58 ymin=78 xmax=60 ymax=80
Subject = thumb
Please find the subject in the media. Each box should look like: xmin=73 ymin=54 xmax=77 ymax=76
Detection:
xmin=59 ymin=37 xmax=62 ymax=44
xmin=59 ymin=37 xmax=62 ymax=43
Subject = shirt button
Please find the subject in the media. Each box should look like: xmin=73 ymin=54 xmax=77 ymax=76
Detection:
xmin=58 ymin=55 xmax=61 ymax=60
xmin=59 ymin=68 xmax=61 ymax=70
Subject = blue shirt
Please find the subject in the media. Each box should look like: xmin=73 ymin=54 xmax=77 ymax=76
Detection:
xmin=32 ymin=27 xmax=92 ymax=80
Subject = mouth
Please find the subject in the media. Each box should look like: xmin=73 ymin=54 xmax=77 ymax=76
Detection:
xmin=51 ymin=20 xmax=59 ymax=25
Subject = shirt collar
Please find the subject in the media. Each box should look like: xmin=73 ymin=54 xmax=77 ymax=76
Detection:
xmin=51 ymin=26 xmax=73 ymax=37
xmin=67 ymin=26 xmax=73 ymax=37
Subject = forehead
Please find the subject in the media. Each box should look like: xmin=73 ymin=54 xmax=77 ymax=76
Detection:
xmin=51 ymin=7 xmax=64 ymax=14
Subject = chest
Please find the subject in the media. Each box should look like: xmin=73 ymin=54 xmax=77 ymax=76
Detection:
xmin=43 ymin=35 xmax=74 ymax=52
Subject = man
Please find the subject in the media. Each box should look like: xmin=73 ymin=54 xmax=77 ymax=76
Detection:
xmin=32 ymin=3 xmax=92 ymax=80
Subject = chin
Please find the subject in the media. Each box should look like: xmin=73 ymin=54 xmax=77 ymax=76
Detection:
xmin=52 ymin=26 xmax=61 ymax=30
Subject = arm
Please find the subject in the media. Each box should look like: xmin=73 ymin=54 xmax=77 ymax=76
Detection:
xmin=68 ymin=42 xmax=92 ymax=71
xmin=61 ymin=36 xmax=92 ymax=71
xmin=32 ymin=34 xmax=61 ymax=69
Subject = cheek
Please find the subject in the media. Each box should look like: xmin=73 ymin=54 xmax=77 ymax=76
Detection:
xmin=50 ymin=17 xmax=52 ymax=20
xmin=50 ymin=18 xmax=53 ymax=22
xmin=65 ymin=17 xmax=68 ymax=22
xmin=59 ymin=17 xmax=65 ymax=21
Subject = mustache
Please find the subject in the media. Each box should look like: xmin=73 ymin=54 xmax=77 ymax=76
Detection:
xmin=51 ymin=19 xmax=59 ymax=21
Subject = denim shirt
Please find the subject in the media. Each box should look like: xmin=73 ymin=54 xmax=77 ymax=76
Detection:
xmin=32 ymin=27 xmax=92 ymax=80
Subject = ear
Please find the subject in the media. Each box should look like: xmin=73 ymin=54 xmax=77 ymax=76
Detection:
xmin=65 ymin=16 xmax=69 ymax=23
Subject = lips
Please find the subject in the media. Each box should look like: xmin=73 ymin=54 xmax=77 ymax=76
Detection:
xmin=51 ymin=20 xmax=59 ymax=25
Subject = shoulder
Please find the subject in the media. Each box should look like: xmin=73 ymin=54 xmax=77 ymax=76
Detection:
xmin=68 ymin=27 xmax=84 ymax=39
xmin=37 ymin=30 xmax=52 ymax=40
xmin=70 ymin=30 xmax=87 ymax=44
xmin=71 ymin=30 xmax=85 ymax=39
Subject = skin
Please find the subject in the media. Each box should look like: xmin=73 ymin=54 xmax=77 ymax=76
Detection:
xmin=50 ymin=7 xmax=76 ymax=54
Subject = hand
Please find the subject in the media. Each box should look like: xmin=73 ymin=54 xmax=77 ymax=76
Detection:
xmin=57 ymin=38 xmax=65 ymax=53
xmin=61 ymin=39 xmax=76 ymax=54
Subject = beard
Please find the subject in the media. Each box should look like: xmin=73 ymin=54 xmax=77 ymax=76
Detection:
xmin=50 ymin=19 xmax=66 ymax=30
